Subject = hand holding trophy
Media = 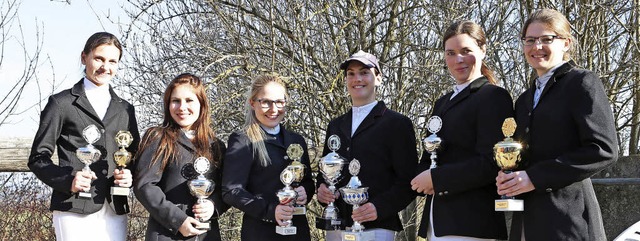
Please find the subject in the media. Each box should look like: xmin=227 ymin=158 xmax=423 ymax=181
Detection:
xmin=316 ymin=135 xmax=346 ymax=230
xmin=275 ymin=169 xmax=298 ymax=235
xmin=75 ymin=124 xmax=102 ymax=198
xmin=188 ymin=157 xmax=215 ymax=230
xmin=339 ymin=159 xmax=374 ymax=241
xmin=423 ymin=116 xmax=443 ymax=169
xmin=111 ymin=130 xmax=133 ymax=196
xmin=285 ymin=143 xmax=306 ymax=215
xmin=494 ymin=118 xmax=524 ymax=211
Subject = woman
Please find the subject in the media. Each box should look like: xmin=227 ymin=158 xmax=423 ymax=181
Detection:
xmin=410 ymin=20 xmax=512 ymax=240
xmin=222 ymin=74 xmax=314 ymax=241
xmin=28 ymin=32 xmax=140 ymax=241
xmin=133 ymin=73 xmax=228 ymax=241
xmin=496 ymin=9 xmax=617 ymax=241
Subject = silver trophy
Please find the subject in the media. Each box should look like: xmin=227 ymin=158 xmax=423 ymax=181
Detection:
xmin=75 ymin=124 xmax=102 ymax=198
xmin=285 ymin=143 xmax=306 ymax=215
xmin=423 ymin=116 xmax=443 ymax=169
xmin=275 ymin=169 xmax=298 ymax=235
xmin=339 ymin=159 xmax=375 ymax=241
xmin=188 ymin=157 xmax=214 ymax=230
xmin=111 ymin=131 xmax=133 ymax=196
xmin=316 ymin=135 xmax=347 ymax=230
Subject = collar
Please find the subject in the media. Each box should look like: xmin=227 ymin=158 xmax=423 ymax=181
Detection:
xmin=352 ymin=100 xmax=377 ymax=114
xmin=536 ymin=61 xmax=566 ymax=87
xmin=260 ymin=124 xmax=281 ymax=135
xmin=453 ymin=77 xmax=475 ymax=93
xmin=83 ymin=77 xmax=111 ymax=94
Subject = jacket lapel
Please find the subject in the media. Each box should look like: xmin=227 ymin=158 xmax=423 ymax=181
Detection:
xmin=534 ymin=61 xmax=574 ymax=110
xmin=177 ymin=132 xmax=196 ymax=154
xmin=102 ymin=87 xmax=125 ymax=124
xmin=70 ymin=79 xmax=103 ymax=127
xmin=439 ymin=77 xmax=489 ymax=116
xmin=340 ymin=110 xmax=353 ymax=141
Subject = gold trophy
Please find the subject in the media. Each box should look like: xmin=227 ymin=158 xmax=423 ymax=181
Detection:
xmin=275 ymin=169 xmax=298 ymax=235
xmin=285 ymin=143 xmax=306 ymax=215
xmin=111 ymin=131 xmax=133 ymax=196
xmin=494 ymin=118 xmax=524 ymax=211
xmin=423 ymin=116 xmax=443 ymax=169
xmin=188 ymin=157 xmax=214 ymax=230
xmin=75 ymin=124 xmax=102 ymax=199
xmin=339 ymin=159 xmax=375 ymax=241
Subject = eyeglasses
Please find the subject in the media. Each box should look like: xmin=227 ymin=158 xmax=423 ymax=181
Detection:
xmin=254 ymin=98 xmax=286 ymax=109
xmin=521 ymin=35 xmax=565 ymax=46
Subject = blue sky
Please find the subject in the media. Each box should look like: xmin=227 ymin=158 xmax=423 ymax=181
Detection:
xmin=0 ymin=1 xmax=128 ymax=137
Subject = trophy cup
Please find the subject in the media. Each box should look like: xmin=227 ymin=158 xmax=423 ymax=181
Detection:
xmin=275 ymin=169 xmax=298 ymax=235
xmin=423 ymin=116 xmax=443 ymax=169
xmin=285 ymin=143 xmax=306 ymax=215
xmin=316 ymin=134 xmax=347 ymax=230
xmin=188 ymin=157 xmax=214 ymax=230
xmin=111 ymin=131 xmax=133 ymax=196
xmin=339 ymin=159 xmax=375 ymax=241
xmin=75 ymin=124 xmax=102 ymax=199
xmin=494 ymin=117 xmax=524 ymax=211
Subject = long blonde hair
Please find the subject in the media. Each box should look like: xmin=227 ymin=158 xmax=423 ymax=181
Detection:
xmin=244 ymin=74 xmax=288 ymax=167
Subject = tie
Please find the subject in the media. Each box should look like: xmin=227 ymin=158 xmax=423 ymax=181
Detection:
xmin=533 ymin=79 xmax=542 ymax=108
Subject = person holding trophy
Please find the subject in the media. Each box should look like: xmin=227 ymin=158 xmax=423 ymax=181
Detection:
xmin=133 ymin=73 xmax=228 ymax=240
xmin=496 ymin=9 xmax=618 ymax=241
xmin=409 ymin=20 xmax=513 ymax=241
xmin=316 ymin=50 xmax=419 ymax=241
xmin=221 ymin=74 xmax=314 ymax=241
xmin=28 ymin=32 xmax=140 ymax=241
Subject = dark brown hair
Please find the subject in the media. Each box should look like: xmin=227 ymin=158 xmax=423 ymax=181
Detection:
xmin=443 ymin=20 xmax=497 ymax=85
xmin=136 ymin=73 xmax=221 ymax=172
xmin=81 ymin=32 xmax=123 ymax=60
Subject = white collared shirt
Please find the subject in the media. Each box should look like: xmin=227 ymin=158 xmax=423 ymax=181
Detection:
xmin=261 ymin=124 xmax=281 ymax=135
xmin=450 ymin=78 xmax=475 ymax=100
xmin=351 ymin=101 xmax=377 ymax=136
xmin=83 ymin=78 xmax=111 ymax=120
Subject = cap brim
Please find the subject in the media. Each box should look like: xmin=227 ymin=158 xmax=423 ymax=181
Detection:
xmin=340 ymin=58 xmax=375 ymax=70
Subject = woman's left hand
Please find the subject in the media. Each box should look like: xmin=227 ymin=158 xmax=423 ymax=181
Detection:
xmin=294 ymin=186 xmax=307 ymax=205
xmin=496 ymin=170 xmax=535 ymax=197
xmin=113 ymin=168 xmax=132 ymax=188
xmin=192 ymin=199 xmax=215 ymax=221
xmin=411 ymin=170 xmax=434 ymax=195
xmin=351 ymin=202 xmax=378 ymax=223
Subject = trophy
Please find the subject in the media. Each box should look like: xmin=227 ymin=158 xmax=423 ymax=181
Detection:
xmin=339 ymin=159 xmax=375 ymax=241
xmin=275 ymin=168 xmax=298 ymax=235
xmin=75 ymin=124 xmax=102 ymax=198
xmin=188 ymin=157 xmax=214 ymax=230
xmin=315 ymin=135 xmax=347 ymax=230
xmin=111 ymin=131 xmax=133 ymax=196
xmin=423 ymin=116 xmax=443 ymax=169
xmin=494 ymin=118 xmax=524 ymax=211
xmin=285 ymin=143 xmax=306 ymax=215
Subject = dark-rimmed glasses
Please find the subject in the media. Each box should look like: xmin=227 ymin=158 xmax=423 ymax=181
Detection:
xmin=521 ymin=35 xmax=565 ymax=46
xmin=254 ymin=98 xmax=286 ymax=109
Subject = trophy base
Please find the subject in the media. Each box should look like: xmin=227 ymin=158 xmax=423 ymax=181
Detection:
xmin=78 ymin=191 xmax=92 ymax=199
xmin=293 ymin=206 xmax=306 ymax=215
xmin=315 ymin=217 xmax=343 ymax=230
xmin=195 ymin=221 xmax=210 ymax=230
xmin=342 ymin=229 xmax=376 ymax=241
xmin=275 ymin=226 xmax=297 ymax=235
xmin=111 ymin=186 xmax=130 ymax=196
xmin=495 ymin=199 xmax=524 ymax=211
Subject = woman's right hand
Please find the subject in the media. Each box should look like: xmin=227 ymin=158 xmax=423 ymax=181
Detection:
xmin=274 ymin=204 xmax=294 ymax=226
xmin=178 ymin=217 xmax=206 ymax=237
xmin=316 ymin=183 xmax=339 ymax=204
xmin=71 ymin=170 xmax=97 ymax=193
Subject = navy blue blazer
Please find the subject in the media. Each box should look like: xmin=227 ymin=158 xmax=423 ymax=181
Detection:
xmin=29 ymin=79 xmax=140 ymax=215
xmin=222 ymin=127 xmax=314 ymax=241
xmin=316 ymin=101 xmax=419 ymax=231
xmin=416 ymin=76 xmax=512 ymax=239
xmin=510 ymin=61 xmax=617 ymax=241
xmin=133 ymin=129 xmax=228 ymax=241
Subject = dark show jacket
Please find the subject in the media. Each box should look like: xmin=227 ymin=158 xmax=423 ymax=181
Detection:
xmin=316 ymin=101 xmax=419 ymax=231
xmin=416 ymin=76 xmax=512 ymax=239
xmin=510 ymin=61 xmax=617 ymax=241
xmin=133 ymin=130 xmax=228 ymax=241
xmin=221 ymin=127 xmax=314 ymax=241
xmin=28 ymin=79 xmax=140 ymax=215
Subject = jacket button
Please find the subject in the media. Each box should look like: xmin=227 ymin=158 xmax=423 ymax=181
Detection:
xmin=438 ymin=192 xmax=443 ymax=196
xmin=528 ymin=112 xmax=531 ymax=116
xmin=525 ymin=127 xmax=529 ymax=133
xmin=444 ymin=191 xmax=449 ymax=195
xmin=546 ymin=188 xmax=552 ymax=192
xmin=346 ymin=147 xmax=350 ymax=151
